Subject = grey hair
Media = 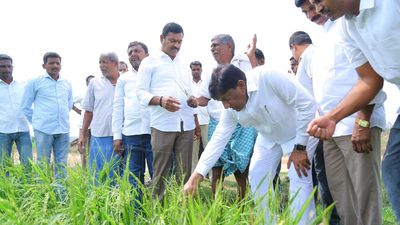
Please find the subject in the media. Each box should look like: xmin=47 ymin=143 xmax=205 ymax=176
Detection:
xmin=100 ymin=52 xmax=119 ymax=63
xmin=212 ymin=34 xmax=235 ymax=56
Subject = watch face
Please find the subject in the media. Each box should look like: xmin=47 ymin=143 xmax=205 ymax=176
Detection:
xmin=360 ymin=121 xmax=368 ymax=127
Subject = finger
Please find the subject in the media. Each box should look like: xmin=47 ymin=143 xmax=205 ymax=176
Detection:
xmin=314 ymin=127 xmax=323 ymax=139
xmin=295 ymin=164 xmax=302 ymax=178
xmin=307 ymin=121 xmax=317 ymax=134
xmin=301 ymin=165 xmax=308 ymax=177
xmin=304 ymin=159 xmax=311 ymax=169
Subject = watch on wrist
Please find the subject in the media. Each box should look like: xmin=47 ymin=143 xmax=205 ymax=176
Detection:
xmin=294 ymin=144 xmax=307 ymax=151
xmin=355 ymin=118 xmax=370 ymax=128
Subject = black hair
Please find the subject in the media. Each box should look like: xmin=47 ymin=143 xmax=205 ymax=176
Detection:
xmin=0 ymin=54 xmax=13 ymax=63
xmin=127 ymin=41 xmax=149 ymax=54
xmin=295 ymin=0 xmax=306 ymax=7
xmin=209 ymin=64 xmax=246 ymax=100
xmin=43 ymin=52 xmax=61 ymax=64
xmin=190 ymin=61 xmax=202 ymax=68
xmin=85 ymin=75 xmax=95 ymax=83
xmin=289 ymin=31 xmax=313 ymax=48
xmin=162 ymin=22 xmax=184 ymax=36
xmin=255 ymin=48 xmax=265 ymax=61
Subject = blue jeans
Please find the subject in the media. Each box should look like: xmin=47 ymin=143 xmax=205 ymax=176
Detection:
xmin=0 ymin=132 xmax=32 ymax=165
xmin=34 ymin=130 xmax=69 ymax=180
xmin=122 ymin=134 xmax=153 ymax=187
xmin=382 ymin=115 xmax=400 ymax=220
xmin=89 ymin=136 xmax=121 ymax=182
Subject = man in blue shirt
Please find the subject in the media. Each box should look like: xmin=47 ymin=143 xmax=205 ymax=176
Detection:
xmin=0 ymin=54 xmax=32 ymax=166
xmin=21 ymin=52 xmax=73 ymax=181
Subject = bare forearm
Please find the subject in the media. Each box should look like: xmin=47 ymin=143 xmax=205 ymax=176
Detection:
xmin=327 ymin=62 xmax=383 ymax=123
xmin=81 ymin=111 xmax=93 ymax=138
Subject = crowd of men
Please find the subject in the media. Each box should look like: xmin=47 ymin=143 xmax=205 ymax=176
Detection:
xmin=0 ymin=0 xmax=399 ymax=224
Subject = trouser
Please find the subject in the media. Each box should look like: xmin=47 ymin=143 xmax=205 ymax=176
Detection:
xmin=122 ymin=134 xmax=152 ymax=186
xmin=151 ymin=128 xmax=194 ymax=200
xmin=89 ymin=136 xmax=121 ymax=183
xmin=248 ymin=136 xmax=318 ymax=225
xmin=382 ymin=115 xmax=400 ymax=221
xmin=34 ymin=130 xmax=69 ymax=180
xmin=313 ymin=141 xmax=340 ymax=225
xmin=0 ymin=132 xmax=32 ymax=166
xmin=192 ymin=124 xmax=208 ymax=171
xmin=324 ymin=127 xmax=382 ymax=225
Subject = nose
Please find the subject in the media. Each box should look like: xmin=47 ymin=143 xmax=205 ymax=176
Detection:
xmin=315 ymin=4 xmax=323 ymax=14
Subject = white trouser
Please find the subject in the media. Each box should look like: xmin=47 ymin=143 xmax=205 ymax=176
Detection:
xmin=249 ymin=136 xmax=318 ymax=225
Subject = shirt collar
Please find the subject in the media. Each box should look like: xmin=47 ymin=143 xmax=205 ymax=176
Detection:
xmin=157 ymin=49 xmax=181 ymax=61
xmin=44 ymin=72 xmax=62 ymax=81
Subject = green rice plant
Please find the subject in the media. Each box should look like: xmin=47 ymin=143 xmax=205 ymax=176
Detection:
xmin=0 ymin=160 xmax=394 ymax=225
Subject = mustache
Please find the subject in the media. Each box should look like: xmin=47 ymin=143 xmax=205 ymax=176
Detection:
xmin=311 ymin=14 xmax=322 ymax=22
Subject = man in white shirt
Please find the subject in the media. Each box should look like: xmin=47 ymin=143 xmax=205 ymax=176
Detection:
xmin=112 ymin=41 xmax=153 ymax=191
xmin=185 ymin=64 xmax=318 ymax=225
xmin=136 ymin=22 xmax=198 ymax=200
xmin=295 ymin=2 xmax=387 ymax=223
xmin=0 ymin=54 xmax=32 ymax=166
xmin=289 ymin=30 xmax=341 ymax=225
xmin=308 ymin=0 xmax=400 ymax=220
xmin=190 ymin=61 xmax=209 ymax=170
xmin=79 ymin=52 xmax=120 ymax=183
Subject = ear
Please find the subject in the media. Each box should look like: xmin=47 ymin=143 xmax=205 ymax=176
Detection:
xmin=160 ymin=35 xmax=164 ymax=44
xmin=237 ymin=80 xmax=246 ymax=91
xmin=42 ymin=64 xmax=46 ymax=69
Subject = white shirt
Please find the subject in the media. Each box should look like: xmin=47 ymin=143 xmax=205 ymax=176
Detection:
xmin=296 ymin=45 xmax=315 ymax=96
xmin=199 ymin=53 xmax=254 ymax=121
xmin=112 ymin=70 xmax=150 ymax=140
xmin=312 ymin=19 xmax=386 ymax=137
xmin=339 ymin=0 xmax=400 ymax=111
xmin=73 ymin=92 xmax=85 ymax=129
xmin=136 ymin=50 xmax=195 ymax=132
xmin=195 ymin=66 xmax=317 ymax=176
xmin=192 ymin=80 xmax=209 ymax=125
xmin=82 ymin=76 xmax=116 ymax=137
xmin=0 ymin=79 xmax=29 ymax=133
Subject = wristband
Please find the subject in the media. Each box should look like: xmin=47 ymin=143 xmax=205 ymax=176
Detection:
xmin=159 ymin=96 xmax=163 ymax=107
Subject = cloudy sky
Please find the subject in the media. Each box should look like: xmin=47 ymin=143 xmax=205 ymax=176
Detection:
xmin=2 ymin=0 xmax=398 ymax=136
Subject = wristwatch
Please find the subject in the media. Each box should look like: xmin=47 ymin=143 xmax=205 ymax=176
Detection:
xmin=294 ymin=144 xmax=307 ymax=151
xmin=355 ymin=118 xmax=370 ymax=128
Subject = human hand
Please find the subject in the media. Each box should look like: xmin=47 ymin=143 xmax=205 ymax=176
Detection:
xmin=77 ymin=136 xmax=86 ymax=154
xmin=187 ymin=96 xmax=198 ymax=108
xmin=307 ymin=116 xmax=337 ymax=140
xmin=183 ymin=173 xmax=204 ymax=196
xmin=113 ymin=139 xmax=124 ymax=155
xmin=161 ymin=96 xmax=181 ymax=112
xmin=351 ymin=125 xmax=372 ymax=153
xmin=287 ymin=150 xmax=311 ymax=177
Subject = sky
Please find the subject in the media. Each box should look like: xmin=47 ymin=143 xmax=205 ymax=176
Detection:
xmin=2 ymin=0 xmax=399 ymax=137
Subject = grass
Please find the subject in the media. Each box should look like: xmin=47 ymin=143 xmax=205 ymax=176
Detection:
xmin=2 ymin=129 xmax=397 ymax=224
xmin=0 ymin=160 xmax=337 ymax=225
